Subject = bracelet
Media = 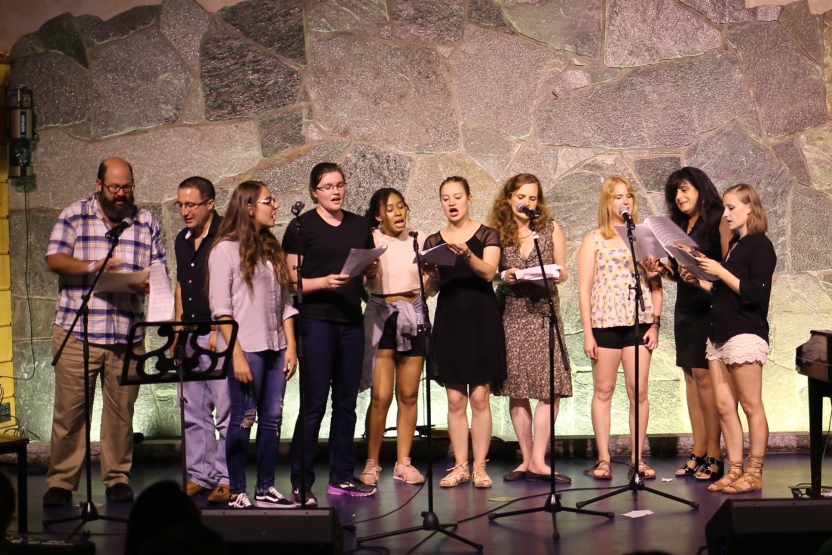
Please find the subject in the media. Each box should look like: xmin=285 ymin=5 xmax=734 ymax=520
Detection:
xmin=652 ymin=315 xmax=661 ymax=328
xmin=87 ymin=260 xmax=97 ymax=273
xmin=463 ymin=251 xmax=473 ymax=261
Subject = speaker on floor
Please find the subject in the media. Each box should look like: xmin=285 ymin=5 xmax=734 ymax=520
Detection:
xmin=705 ymin=498 xmax=832 ymax=555
xmin=201 ymin=507 xmax=343 ymax=555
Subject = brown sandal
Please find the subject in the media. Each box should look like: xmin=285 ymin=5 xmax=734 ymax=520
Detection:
xmin=439 ymin=462 xmax=470 ymax=488
xmin=472 ymin=460 xmax=492 ymax=488
xmin=707 ymin=460 xmax=744 ymax=492
xmin=723 ymin=457 xmax=763 ymax=494
xmin=629 ymin=459 xmax=656 ymax=480
xmin=583 ymin=460 xmax=612 ymax=480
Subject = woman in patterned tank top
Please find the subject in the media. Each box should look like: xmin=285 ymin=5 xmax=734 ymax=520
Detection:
xmin=577 ymin=176 xmax=663 ymax=481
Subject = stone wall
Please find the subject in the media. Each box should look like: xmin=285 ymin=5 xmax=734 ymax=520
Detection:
xmin=8 ymin=0 xmax=832 ymax=445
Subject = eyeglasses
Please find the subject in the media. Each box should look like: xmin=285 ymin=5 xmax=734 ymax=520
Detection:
xmin=103 ymin=183 xmax=134 ymax=193
xmin=316 ymin=183 xmax=346 ymax=192
xmin=174 ymin=199 xmax=210 ymax=211
xmin=255 ymin=198 xmax=277 ymax=206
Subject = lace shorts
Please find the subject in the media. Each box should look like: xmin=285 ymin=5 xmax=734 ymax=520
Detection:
xmin=706 ymin=334 xmax=769 ymax=366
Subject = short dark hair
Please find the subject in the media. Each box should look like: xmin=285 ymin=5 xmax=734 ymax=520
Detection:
xmin=178 ymin=176 xmax=215 ymax=201
xmin=365 ymin=187 xmax=409 ymax=228
xmin=97 ymin=158 xmax=134 ymax=183
xmin=308 ymin=162 xmax=345 ymax=205
xmin=440 ymin=176 xmax=470 ymax=196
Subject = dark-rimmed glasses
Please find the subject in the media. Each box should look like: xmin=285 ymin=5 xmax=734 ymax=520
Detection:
xmin=174 ymin=199 xmax=211 ymax=211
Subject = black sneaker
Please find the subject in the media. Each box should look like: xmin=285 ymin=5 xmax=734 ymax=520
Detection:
xmin=290 ymin=488 xmax=318 ymax=506
xmin=43 ymin=486 xmax=72 ymax=507
xmin=255 ymin=487 xmax=294 ymax=509
xmin=326 ymin=476 xmax=377 ymax=497
xmin=105 ymin=483 xmax=134 ymax=502
xmin=228 ymin=492 xmax=253 ymax=509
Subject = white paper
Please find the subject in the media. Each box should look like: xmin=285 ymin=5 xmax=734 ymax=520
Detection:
xmin=614 ymin=225 xmax=665 ymax=260
xmin=95 ymin=268 xmax=150 ymax=293
xmin=661 ymin=478 xmax=673 ymax=482
xmin=622 ymin=510 xmax=654 ymax=519
xmin=340 ymin=245 xmax=387 ymax=277
xmin=147 ymin=263 xmax=175 ymax=321
xmin=665 ymin=245 xmax=718 ymax=282
xmin=643 ymin=216 xmax=699 ymax=251
xmin=417 ymin=244 xmax=458 ymax=266
xmin=515 ymin=264 xmax=562 ymax=287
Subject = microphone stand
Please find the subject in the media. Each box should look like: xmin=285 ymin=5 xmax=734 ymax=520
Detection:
xmin=291 ymin=206 xmax=310 ymax=508
xmin=357 ymin=231 xmax=482 ymax=551
xmin=576 ymin=211 xmax=697 ymax=510
xmin=44 ymin=225 xmax=130 ymax=539
xmin=488 ymin=216 xmax=614 ymax=539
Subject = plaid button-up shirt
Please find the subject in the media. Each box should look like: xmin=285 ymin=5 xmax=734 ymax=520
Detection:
xmin=46 ymin=196 xmax=166 ymax=344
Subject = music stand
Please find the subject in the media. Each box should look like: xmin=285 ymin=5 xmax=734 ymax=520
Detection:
xmin=356 ymin=231 xmax=482 ymax=551
xmin=119 ymin=320 xmax=238 ymax=490
xmin=488 ymin=215 xmax=614 ymax=539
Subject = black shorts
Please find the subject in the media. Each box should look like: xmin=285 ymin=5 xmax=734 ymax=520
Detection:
xmin=592 ymin=325 xmax=650 ymax=350
xmin=378 ymin=311 xmax=425 ymax=357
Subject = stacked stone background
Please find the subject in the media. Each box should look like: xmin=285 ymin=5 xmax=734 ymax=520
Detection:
xmin=8 ymin=0 xmax=832 ymax=447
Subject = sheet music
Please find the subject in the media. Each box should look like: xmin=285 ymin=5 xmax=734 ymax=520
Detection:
xmin=95 ymin=268 xmax=150 ymax=293
xmin=340 ymin=245 xmax=387 ymax=277
xmin=614 ymin=225 xmax=665 ymax=260
xmin=147 ymin=263 xmax=175 ymax=321
xmin=515 ymin=264 xmax=562 ymax=287
xmin=665 ymin=245 xmax=718 ymax=282
xmin=417 ymin=244 xmax=458 ymax=266
xmin=644 ymin=216 xmax=699 ymax=250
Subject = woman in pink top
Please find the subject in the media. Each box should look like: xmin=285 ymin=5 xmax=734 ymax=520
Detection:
xmin=360 ymin=188 xmax=427 ymax=487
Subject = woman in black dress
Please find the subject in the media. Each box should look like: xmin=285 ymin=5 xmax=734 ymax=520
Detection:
xmin=423 ymin=176 xmax=507 ymax=488
xmin=644 ymin=167 xmax=731 ymax=481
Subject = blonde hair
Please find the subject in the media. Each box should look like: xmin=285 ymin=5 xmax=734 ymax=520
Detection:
xmin=724 ymin=183 xmax=767 ymax=236
xmin=488 ymin=173 xmax=551 ymax=248
xmin=598 ymin=175 xmax=639 ymax=239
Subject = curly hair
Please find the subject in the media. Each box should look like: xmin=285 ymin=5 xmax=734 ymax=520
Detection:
xmin=210 ymin=181 xmax=290 ymax=290
xmin=364 ymin=187 xmax=409 ymax=229
xmin=663 ymin=167 xmax=722 ymax=228
xmin=488 ymin=174 xmax=551 ymax=248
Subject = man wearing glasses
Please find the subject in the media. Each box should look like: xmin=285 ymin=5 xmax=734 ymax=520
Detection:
xmin=43 ymin=157 xmax=166 ymax=506
xmin=170 ymin=176 xmax=230 ymax=504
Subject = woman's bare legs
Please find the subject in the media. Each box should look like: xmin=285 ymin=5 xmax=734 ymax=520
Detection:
xmin=591 ymin=348 xmax=623 ymax=475
xmin=394 ymin=355 xmax=423 ymax=465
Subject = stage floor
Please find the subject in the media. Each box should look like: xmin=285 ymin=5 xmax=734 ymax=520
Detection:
xmin=6 ymin=453 xmax=832 ymax=554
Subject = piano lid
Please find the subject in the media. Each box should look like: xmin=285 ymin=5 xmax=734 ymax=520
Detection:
xmin=797 ymin=330 xmax=832 ymax=382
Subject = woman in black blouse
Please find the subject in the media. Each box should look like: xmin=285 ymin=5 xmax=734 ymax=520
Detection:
xmin=683 ymin=184 xmax=775 ymax=494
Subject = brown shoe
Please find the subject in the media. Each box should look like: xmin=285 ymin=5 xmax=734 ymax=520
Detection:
xmin=207 ymin=483 xmax=231 ymax=503
xmin=185 ymin=480 xmax=207 ymax=497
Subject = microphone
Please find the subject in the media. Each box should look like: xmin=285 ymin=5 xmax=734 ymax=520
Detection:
xmin=408 ymin=230 xmax=418 ymax=238
xmin=105 ymin=217 xmax=134 ymax=239
xmin=291 ymin=200 xmax=305 ymax=216
xmin=516 ymin=203 xmax=540 ymax=220
xmin=618 ymin=205 xmax=634 ymax=225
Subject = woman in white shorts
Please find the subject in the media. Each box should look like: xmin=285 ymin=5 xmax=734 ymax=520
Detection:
xmin=681 ymin=183 xmax=776 ymax=494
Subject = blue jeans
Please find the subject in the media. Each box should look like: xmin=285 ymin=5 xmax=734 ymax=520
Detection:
xmin=226 ymin=349 xmax=287 ymax=494
xmin=290 ymin=318 xmax=364 ymax=488
xmin=181 ymin=333 xmax=229 ymax=488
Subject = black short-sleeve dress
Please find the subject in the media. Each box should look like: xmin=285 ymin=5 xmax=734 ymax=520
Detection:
xmin=423 ymin=225 xmax=507 ymax=386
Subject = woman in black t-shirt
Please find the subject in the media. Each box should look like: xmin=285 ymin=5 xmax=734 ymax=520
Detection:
xmin=683 ymin=184 xmax=775 ymax=494
xmin=282 ymin=163 xmax=379 ymax=503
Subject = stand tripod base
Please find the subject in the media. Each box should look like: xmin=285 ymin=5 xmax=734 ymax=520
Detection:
xmin=357 ymin=510 xmax=483 ymax=551
xmin=488 ymin=493 xmax=614 ymax=541
xmin=575 ymin=473 xmax=699 ymax=510
xmin=43 ymin=501 xmax=128 ymax=541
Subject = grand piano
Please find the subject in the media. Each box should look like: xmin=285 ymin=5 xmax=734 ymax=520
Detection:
xmin=796 ymin=330 xmax=832 ymax=497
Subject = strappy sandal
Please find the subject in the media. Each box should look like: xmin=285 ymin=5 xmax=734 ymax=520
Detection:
xmin=695 ymin=457 xmax=724 ymax=481
xmin=723 ymin=457 xmax=763 ymax=494
xmin=629 ymin=459 xmax=656 ymax=480
xmin=472 ymin=460 xmax=492 ymax=488
xmin=676 ymin=453 xmax=706 ymax=477
xmin=707 ymin=460 xmax=744 ymax=492
xmin=440 ymin=462 xmax=470 ymax=488
xmin=583 ymin=460 xmax=612 ymax=480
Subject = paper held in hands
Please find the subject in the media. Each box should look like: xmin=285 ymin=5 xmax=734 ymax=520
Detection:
xmin=515 ymin=264 xmax=562 ymax=286
xmin=147 ymin=263 xmax=176 ymax=321
xmin=340 ymin=245 xmax=387 ymax=277
xmin=415 ymin=244 xmax=458 ymax=266
xmin=95 ymin=268 xmax=150 ymax=293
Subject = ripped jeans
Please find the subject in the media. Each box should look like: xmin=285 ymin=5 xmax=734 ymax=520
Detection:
xmin=225 ymin=349 xmax=287 ymax=495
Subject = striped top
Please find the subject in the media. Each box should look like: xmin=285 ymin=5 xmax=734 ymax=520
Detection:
xmin=46 ymin=196 xmax=166 ymax=344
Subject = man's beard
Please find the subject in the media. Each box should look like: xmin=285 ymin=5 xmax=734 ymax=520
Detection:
xmin=99 ymin=192 xmax=137 ymax=223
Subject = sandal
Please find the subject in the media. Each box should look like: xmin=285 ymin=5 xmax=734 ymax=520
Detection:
xmin=676 ymin=453 xmax=706 ymax=477
xmin=723 ymin=457 xmax=763 ymax=494
xmin=629 ymin=459 xmax=656 ymax=480
xmin=440 ymin=462 xmax=470 ymax=488
xmin=695 ymin=457 xmax=724 ymax=481
xmin=583 ymin=460 xmax=612 ymax=480
xmin=707 ymin=460 xmax=744 ymax=492
xmin=472 ymin=460 xmax=492 ymax=488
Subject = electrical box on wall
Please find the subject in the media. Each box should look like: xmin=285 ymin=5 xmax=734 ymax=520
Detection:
xmin=0 ymin=402 xmax=10 ymax=423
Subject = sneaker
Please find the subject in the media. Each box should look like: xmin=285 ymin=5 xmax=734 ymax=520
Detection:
xmin=360 ymin=459 xmax=382 ymax=486
xmin=43 ymin=486 xmax=72 ymax=507
xmin=326 ymin=476 xmax=377 ymax=497
xmin=105 ymin=483 xmax=134 ymax=502
xmin=255 ymin=487 xmax=294 ymax=509
xmin=185 ymin=480 xmax=208 ymax=497
xmin=228 ymin=492 xmax=253 ymax=509
xmin=207 ymin=483 xmax=231 ymax=503
xmin=290 ymin=488 xmax=318 ymax=507
xmin=393 ymin=457 xmax=426 ymax=484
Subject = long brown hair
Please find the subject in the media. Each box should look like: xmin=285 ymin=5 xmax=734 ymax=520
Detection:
xmin=488 ymin=173 xmax=551 ymax=248
xmin=724 ymin=183 xmax=768 ymax=236
xmin=211 ymin=181 xmax=290 ymax=290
